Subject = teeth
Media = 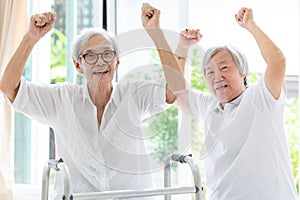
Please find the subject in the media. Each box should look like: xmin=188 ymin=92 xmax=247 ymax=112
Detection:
xmin=94 ymin=70 xmax=108 ymax=74
xmin=216 ymin=85 xmax=226 ymax=90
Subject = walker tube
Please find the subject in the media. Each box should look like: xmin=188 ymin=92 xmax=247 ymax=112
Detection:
xmin=41 ymin=159 xmax=64 ymax=200
xmin=72 ymin=187 xmax=195 ymax=199
xmin=164 ymin=154 xmax=202 ymax=200
xmin=57 ymin=162 xmax=73 ymax=200
xmin=41 ymin=154 xmax=202 ymax=200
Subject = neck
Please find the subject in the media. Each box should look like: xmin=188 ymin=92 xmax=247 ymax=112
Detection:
xmin=221 ymin=88 xmax=246 ymax=108
xmin=89 ymin=82 xmax=113 ymax=109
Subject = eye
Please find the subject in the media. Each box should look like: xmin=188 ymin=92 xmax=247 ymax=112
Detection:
xmin=103 ymin=50 xmax=113 ymax=56
xmin=102 ymin=50 xmax=116 ymax=61
xmin=206 ymin=71 xmax=214 ymax=76
xmin=221 ymin=66 xmax=228 ymax=70
xmin=86 ymin=52 xmax=96 ymax=58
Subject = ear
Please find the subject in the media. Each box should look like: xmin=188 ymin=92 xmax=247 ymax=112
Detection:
xmin=115 ymin=59 xmax=120 ymax=70
xmin=73 ymin=60 xmax=83 ymax=74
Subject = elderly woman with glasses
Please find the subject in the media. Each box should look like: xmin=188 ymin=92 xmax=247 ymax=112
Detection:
xmin=0 ymin=8 xmax=178 ymax=200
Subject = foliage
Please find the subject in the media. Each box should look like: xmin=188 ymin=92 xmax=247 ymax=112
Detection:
xmin=190 ymin=69 xmax=209 ymax=92
xmin=284 ymin=97 xmax=300 ymax=192
xmin=146 ymin=107 xmax=179 ymax=163
xmin=122 ymin=51 xmax=179 ymax=165
xmin=50 ymin=28 xmax=67 ymax=83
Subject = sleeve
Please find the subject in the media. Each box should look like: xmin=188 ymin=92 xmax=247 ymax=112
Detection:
xmin=132 ymin=78 xmax=170 ymax=119
xmin=249 ymin=74 xmax=286 ymax=120
xmin=187 ymin=89 xmax=216 ymax=121
xmin=3 ymin=77 xmax=63 ymax=126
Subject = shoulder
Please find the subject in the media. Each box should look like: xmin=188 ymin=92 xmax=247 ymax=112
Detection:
xmin=116 ymin=78 xmax=165 ymax=92
xmin=245 ymin=75 xmax=286 ymax=103
xmin=188 ymin=89 xmax=216 ymax=105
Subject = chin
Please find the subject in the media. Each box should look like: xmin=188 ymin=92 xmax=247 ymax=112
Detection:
xmin=218 ymin=96 xmax=231 ymax=104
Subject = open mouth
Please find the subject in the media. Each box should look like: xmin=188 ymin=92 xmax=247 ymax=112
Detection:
xmin=216 ymin=85 xmax=228 ymax=91
xmin=93 ymin=69 xmax=109 ymax=76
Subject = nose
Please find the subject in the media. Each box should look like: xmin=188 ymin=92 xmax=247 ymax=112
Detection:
xmin=214 ymin=69 xmax=223 ymax=83
xmin=95 ymin=55 xmax=106 ymax=65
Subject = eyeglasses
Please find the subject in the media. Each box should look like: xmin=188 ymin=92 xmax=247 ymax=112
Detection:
xmin=79 ymin=50 xmax=116 ymax=64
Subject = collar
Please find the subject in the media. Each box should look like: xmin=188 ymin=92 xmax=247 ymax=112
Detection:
xmin=214 ymin=90 xmax=246 ymax=112
xmin=82 ymin=80 xmax=91 ymax=101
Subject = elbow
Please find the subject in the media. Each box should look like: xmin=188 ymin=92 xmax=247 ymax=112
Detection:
xmin=268 ymin=51 xmax=286 ymax=73
xmin=0 ymin=77 xmax=10 ymax=95
xmin=278 ymin=53 xmax=286 ymax=70
xmin=0 ymin=77 xmax=4 ymax=94
xmin=0 ymin=77 xmax=19 ymax=102
xmin=275 ymin=48 xmax=286 ymax=70
xmin=274 ymin=54 xmax=286 ymax=77
xmin=0 ymin=78 xmax=10 ymax=98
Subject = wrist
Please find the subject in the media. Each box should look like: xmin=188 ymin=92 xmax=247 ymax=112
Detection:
xmin=175 ymin=47 xmax=189 ymax=59
xmin=245 ymin=21 xmax=257 ymax=31
xmin=23 ymin=33 xmax=39 ymax=46
xmin=145 ymin=27 xmax=163 ymax=37
xmin=176 ymin=56 xmax=187 ymax=61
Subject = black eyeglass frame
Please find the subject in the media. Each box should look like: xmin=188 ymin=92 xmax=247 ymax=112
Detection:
xmin=79 ymin=50 xmax=117 ymax=64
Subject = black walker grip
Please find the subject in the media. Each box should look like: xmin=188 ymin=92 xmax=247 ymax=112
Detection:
xmin=171 ymin=154 xmax=192 ymax=163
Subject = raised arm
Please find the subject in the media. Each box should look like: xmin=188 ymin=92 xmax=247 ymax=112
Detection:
xmin=235 ymin=7 xmax=285 ymax=99
xmin=141 ymin=3 xmax=185 ymax=103
xmin=0 ymin=12 xmax=56 ymax=102
xmin=175 ymin=29 xmax=202 ymax=73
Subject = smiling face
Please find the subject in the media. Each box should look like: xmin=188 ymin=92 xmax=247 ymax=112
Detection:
xmin=204 ymin=50 xmax=246 ymax=106
xmin=74 ymin=34 xmax=119 ymax=92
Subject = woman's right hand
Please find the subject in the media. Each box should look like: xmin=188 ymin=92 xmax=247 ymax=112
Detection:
xmin=27 ymin=12 xmax=56 ymax=42
xmin=141 ymin=3 xmax=160 ymax=29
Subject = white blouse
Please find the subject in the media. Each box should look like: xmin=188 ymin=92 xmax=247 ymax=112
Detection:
xmin=8 ymin=77 xmax=168 ymax=200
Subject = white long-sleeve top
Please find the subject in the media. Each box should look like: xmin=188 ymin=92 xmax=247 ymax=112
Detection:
xmin=6 ymin=77 xmax=168 ymax=200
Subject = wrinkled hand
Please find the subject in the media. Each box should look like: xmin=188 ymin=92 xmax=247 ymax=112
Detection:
xmin=179 ymin=29 xmax=202 ymax=49
xmin=27 ymin=12 xmax=56 ymax=41
xmin=141 ymin=3 xmax=160 ymax=28
xmin=235 ymin=7 xmax=254 ymax=29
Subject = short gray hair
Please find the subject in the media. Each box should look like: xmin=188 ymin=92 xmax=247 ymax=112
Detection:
xmin=71 ymin=27 xmax=119 ymax=63
xmin=202 ymin=45 xmax=249 ymax=86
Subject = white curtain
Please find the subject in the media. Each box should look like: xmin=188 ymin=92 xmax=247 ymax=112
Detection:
xmin=0 ymin=0 xmax=27 ymax=199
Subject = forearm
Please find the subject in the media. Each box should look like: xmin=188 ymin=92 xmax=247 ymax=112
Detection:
xmin=175 ymin=45 xmax=189 ymax=73
xmin=0 ymin=34 xmax=37 ymax=102
xmin=247 ymin=22 xmax=285 ymax=71
xmin=147 ymin=28 xmax=186 ymax=92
